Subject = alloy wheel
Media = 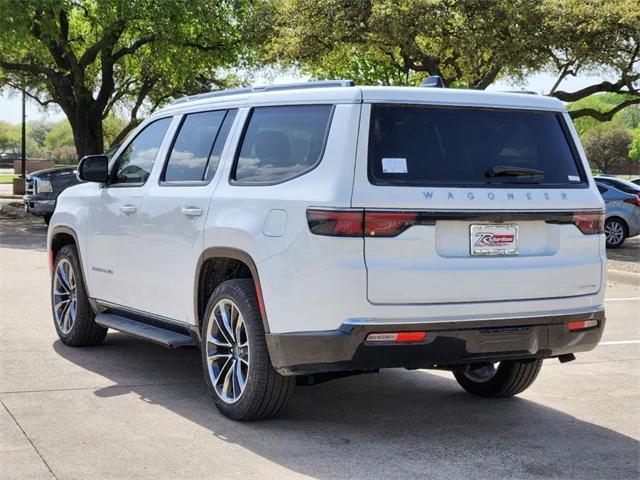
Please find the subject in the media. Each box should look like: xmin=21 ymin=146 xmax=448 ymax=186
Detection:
xmin=53 ymin=258 xmax=77 ymax=334
xmin=205 ymin=299 xmax=250 ymax=404
xmin=605 ymin=221 xmax=624 ymax=246
xmin=462 ymin=363 xmax=497 ymax=383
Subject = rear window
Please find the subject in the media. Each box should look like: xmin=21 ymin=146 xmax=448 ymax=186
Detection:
xmin=369 ymin=104 xmax=585 ymax=188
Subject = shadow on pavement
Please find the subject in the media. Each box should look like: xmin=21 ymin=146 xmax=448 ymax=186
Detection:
xmin=54 ymin=333 xmax=640 ymax=480
xmin=0 ymin=214 xmax=47 ymax=251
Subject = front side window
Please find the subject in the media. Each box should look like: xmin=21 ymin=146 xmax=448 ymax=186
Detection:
xmin=233 ymin=105 xmax=333 ymax=184
xmin=163 ymin=110 xmax=226 ymax=183
xmin=111 ymin=118 xmax=171 ymax=185
xmin=369 ymin=104 xmax=585 ymax=188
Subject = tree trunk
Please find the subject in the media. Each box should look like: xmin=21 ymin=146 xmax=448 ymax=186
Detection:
xmin=69 ymin=106 xmax=105 ymax=159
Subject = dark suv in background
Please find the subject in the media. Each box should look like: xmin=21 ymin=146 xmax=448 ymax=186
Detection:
xmin=24 ymin=166 xmax=80 ymax=224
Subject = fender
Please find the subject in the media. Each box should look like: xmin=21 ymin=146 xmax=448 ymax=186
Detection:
xmin=49 ymin=225 xmax=98 ymax=311
xmin=194 ymin=247 xmax=270 ymax=335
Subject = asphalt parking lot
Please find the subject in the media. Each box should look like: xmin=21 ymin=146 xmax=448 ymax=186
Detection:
xmin=1 ymin=213 xmax=639 ymax=480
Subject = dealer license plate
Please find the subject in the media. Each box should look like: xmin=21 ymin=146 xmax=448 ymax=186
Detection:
xmin=470 ymin=224 xmax=519 ymax=256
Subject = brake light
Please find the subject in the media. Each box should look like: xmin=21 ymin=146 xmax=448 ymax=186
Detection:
xmin=364 ymin=212 xmax=418 ymax=237
xmin=306 ymin=209 xmax=363 ymax=237
xmin=571 ymin=211 xmax=604 ymax=234
xmin=624 ymin=197 xmax=640 ymax=207
xmin=567 ymin=320 xmax=598 ymax=331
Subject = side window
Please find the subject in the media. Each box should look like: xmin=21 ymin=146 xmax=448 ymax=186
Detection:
xmin=597 ymin=185 xmax=608 ymax=194
xmin=163 ymin=110 xmax=226 ymax=183
xmin=111 ymin=118 xmax=171 ymax=185
xmin=232 ymin=105 xmax=333 ymax=184
xmin=204 ymin=109 xmax=237 ymax=181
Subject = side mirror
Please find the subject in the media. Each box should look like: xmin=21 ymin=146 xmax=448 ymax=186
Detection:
xmin=77 ymin=155 xmax=109 ymax=183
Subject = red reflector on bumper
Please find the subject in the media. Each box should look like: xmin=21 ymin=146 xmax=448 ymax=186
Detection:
xmin=567 ymin=320 xmax=598 ymax=331
xmin=367 ymin=331 xmax=427 ymax=343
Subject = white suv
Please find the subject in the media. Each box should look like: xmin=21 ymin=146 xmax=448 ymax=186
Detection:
xmin=48 ymin=81 xmax=606 ymax=420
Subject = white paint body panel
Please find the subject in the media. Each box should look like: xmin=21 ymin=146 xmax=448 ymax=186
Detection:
xmin=48 ymin=86 xmax=605 ymax=337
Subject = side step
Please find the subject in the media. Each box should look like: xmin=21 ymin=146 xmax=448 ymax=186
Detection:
xmin=95 ymin=313 xmax=196 ymax=348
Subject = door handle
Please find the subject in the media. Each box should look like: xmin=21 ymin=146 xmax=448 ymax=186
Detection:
xmin=181 ymin=206 xmax=203 ymax=217
xmin=119 ymin=204 xmax=137 ymax=214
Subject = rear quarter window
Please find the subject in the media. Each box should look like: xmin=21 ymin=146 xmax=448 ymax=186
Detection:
xmin=232 ymin=105 xmax=333 ymax=185
xmin=369 ymin=104 xmax=586 ymax=188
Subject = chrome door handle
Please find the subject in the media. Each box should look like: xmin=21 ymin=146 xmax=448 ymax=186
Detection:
xmin=181 ymin=207 xmax=203 ymax=217
xmin=119 ymin=204 xmax=137 ymax=214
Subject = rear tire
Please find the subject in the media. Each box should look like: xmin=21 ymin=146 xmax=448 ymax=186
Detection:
xmin=604 ymin=218 xmax=627 ymax=248
xmin=453 ymin=359 xmax=543 ymax=397
xmin=51 ymin=245 xmax=107 ymax=346
xmin=201 ymin=279 xmax=295 ymax=421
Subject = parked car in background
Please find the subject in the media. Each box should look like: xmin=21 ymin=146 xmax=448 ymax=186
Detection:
xmin=596 ymin=182 xmax=640 ymax=248
xmin=630 ymin=178 xmax=640 ymax=186
xmin=24 ymin=167 xmax=81 ymax=224
xmin=594 ymin=176 xmax=640 ymax=197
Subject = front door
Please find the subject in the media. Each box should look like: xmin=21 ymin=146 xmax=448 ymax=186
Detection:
xmin=86 ymin=117 xmax=173 ymax=308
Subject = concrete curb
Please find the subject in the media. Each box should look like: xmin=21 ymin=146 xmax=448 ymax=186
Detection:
xmin=0 ymin=203 xmax=28 ymax=218
xmin=607 ymin=269 xmax=640 ymax=286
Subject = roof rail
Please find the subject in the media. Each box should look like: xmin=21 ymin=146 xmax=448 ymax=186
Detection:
xmin=500 ymin=90 xmax=538 ymax=95
xmin=171 ymin=80 xmax=355 ymax=105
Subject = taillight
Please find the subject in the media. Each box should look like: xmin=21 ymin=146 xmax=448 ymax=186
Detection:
xmin=367 ymin=331 xmax=427 ymax=343
xmin=624 ymin=197 xmax=640 ymax=207
xmin=572 ymin=211 xmax=604 ymax=234
xmin=307 ymin=209 xmax=421 ymax=237
xmin=306 ymin=209 xmax=363 ymax=237
xmin=364 ymin=212 xmax=418 ymax=237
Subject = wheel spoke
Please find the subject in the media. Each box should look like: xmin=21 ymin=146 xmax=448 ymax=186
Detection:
xmin=221 ymin=358 xmax=236 ymax=399
xmin=235 ymin=358 xmax=246 ymax=391
xmin=207 ymin=331 xmax=231 ymax=348
xmin=219 ymin=303 xmax=235 ymax=342
xmin=54 ymin=298 xmax=70 ymax=311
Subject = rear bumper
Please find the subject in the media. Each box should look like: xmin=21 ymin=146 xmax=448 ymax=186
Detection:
xmin=266 ymin=309 xmax=605 ymax=375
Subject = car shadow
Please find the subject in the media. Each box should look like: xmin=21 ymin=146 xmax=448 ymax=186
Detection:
xmin=53 ymin=334 xmax=640 ymax=479
xmin=0 ymin=213 xmax=47 ymax=251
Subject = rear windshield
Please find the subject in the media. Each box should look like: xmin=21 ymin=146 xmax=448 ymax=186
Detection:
xmin=369 ymin=104 xmax=585 ymax=188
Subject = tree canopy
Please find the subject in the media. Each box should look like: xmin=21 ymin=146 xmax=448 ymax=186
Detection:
xmin=0 ymin=0 xmax=265 ymax=157
xmin=265 ymin=0 xmax=640 ymax=119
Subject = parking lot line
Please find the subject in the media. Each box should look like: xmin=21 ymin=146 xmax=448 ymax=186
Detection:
xmin=598 ymin=340 xmax=640 ymax=346
xmin=605 ymin=297 xmax=640 ymax=302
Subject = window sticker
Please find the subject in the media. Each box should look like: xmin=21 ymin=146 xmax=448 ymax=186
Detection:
xmin=382 ymin=157 xmax=408 ymax=174
xmin=568 ymin=175 xmax=581 ymax=182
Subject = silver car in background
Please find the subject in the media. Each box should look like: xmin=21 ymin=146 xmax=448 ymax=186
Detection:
xmin=596 ymin=182 xmax=640 ymax=248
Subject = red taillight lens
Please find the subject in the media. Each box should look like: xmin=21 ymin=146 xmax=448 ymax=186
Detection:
xmin=364 ymin=212 xmax=418 ymax=237
xmin=367 ymin=331 xmax=427 ymax=343
xmin=306 ymin=209 xmax=364 ymax=237
xmin=624 ymin=197 xmax=640 ymax=207
xmin=572 ymin=211 xmax=604 ymax=234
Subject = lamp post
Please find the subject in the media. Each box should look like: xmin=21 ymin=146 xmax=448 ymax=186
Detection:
xmin=21 ymin=88 xmax=26 ymax=180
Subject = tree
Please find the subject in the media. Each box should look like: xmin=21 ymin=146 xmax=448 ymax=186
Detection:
xmin=0 ymin=121 xmax=21 ymax=153
xmin=0 ymin=0 xmax=264 ymax=158
xmin=266 ymin=0 xmax=640 ymax=119
xmin=582 ymin=124 xmax=634 ymax=174
xmin=570 ymin=93 xmax=640 ymax=136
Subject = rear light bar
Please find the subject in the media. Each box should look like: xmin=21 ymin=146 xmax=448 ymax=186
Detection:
xmin=307 ymin=209 xmax=606 ymax=237
xmin=367 ymin=331 xmax=427 ymax=343
xmin=570 ymin=211 xmax=604 ymax=235
xmin=567 ymin=320 xmax=599 ymax=331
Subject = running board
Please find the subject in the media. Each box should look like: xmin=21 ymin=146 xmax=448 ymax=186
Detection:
xmin=95 ymin=313 xmax=196 ymax=348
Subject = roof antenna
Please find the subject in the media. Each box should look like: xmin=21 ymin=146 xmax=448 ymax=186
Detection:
xmin=420 ymin=76 xmax=445 ymax=88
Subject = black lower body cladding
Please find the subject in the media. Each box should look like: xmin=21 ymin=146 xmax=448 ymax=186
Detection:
xmin=266 ymin=310 xmax=605 ymax=375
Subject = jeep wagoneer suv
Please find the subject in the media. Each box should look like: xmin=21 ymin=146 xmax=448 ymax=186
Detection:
xmin=48 ymin=80 xmax=606 ymax=420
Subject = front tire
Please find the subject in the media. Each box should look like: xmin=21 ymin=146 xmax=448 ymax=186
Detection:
xmin=201 ymin=279 xmax=295 ymax=421
xmin=51 ymin=245 xmax=107 ymax=346
xmin=453 ymin=359 xmax=543 ymax=397
xmin=604 ymin=218 xmax=627 ymax=248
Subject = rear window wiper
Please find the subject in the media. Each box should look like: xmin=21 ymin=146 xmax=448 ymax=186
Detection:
xmin=485 ymin=165 xmax=544 ymax=183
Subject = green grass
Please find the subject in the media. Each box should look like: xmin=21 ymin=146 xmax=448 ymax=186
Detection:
xmin=0 ymin=174 xmax=17 ymax=184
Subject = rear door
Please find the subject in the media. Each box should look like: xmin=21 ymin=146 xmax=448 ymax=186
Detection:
xmin=352 ymin=103 xmax=605 ymax=305
xmin=135 ymin=109 xmax=238 ymax=323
